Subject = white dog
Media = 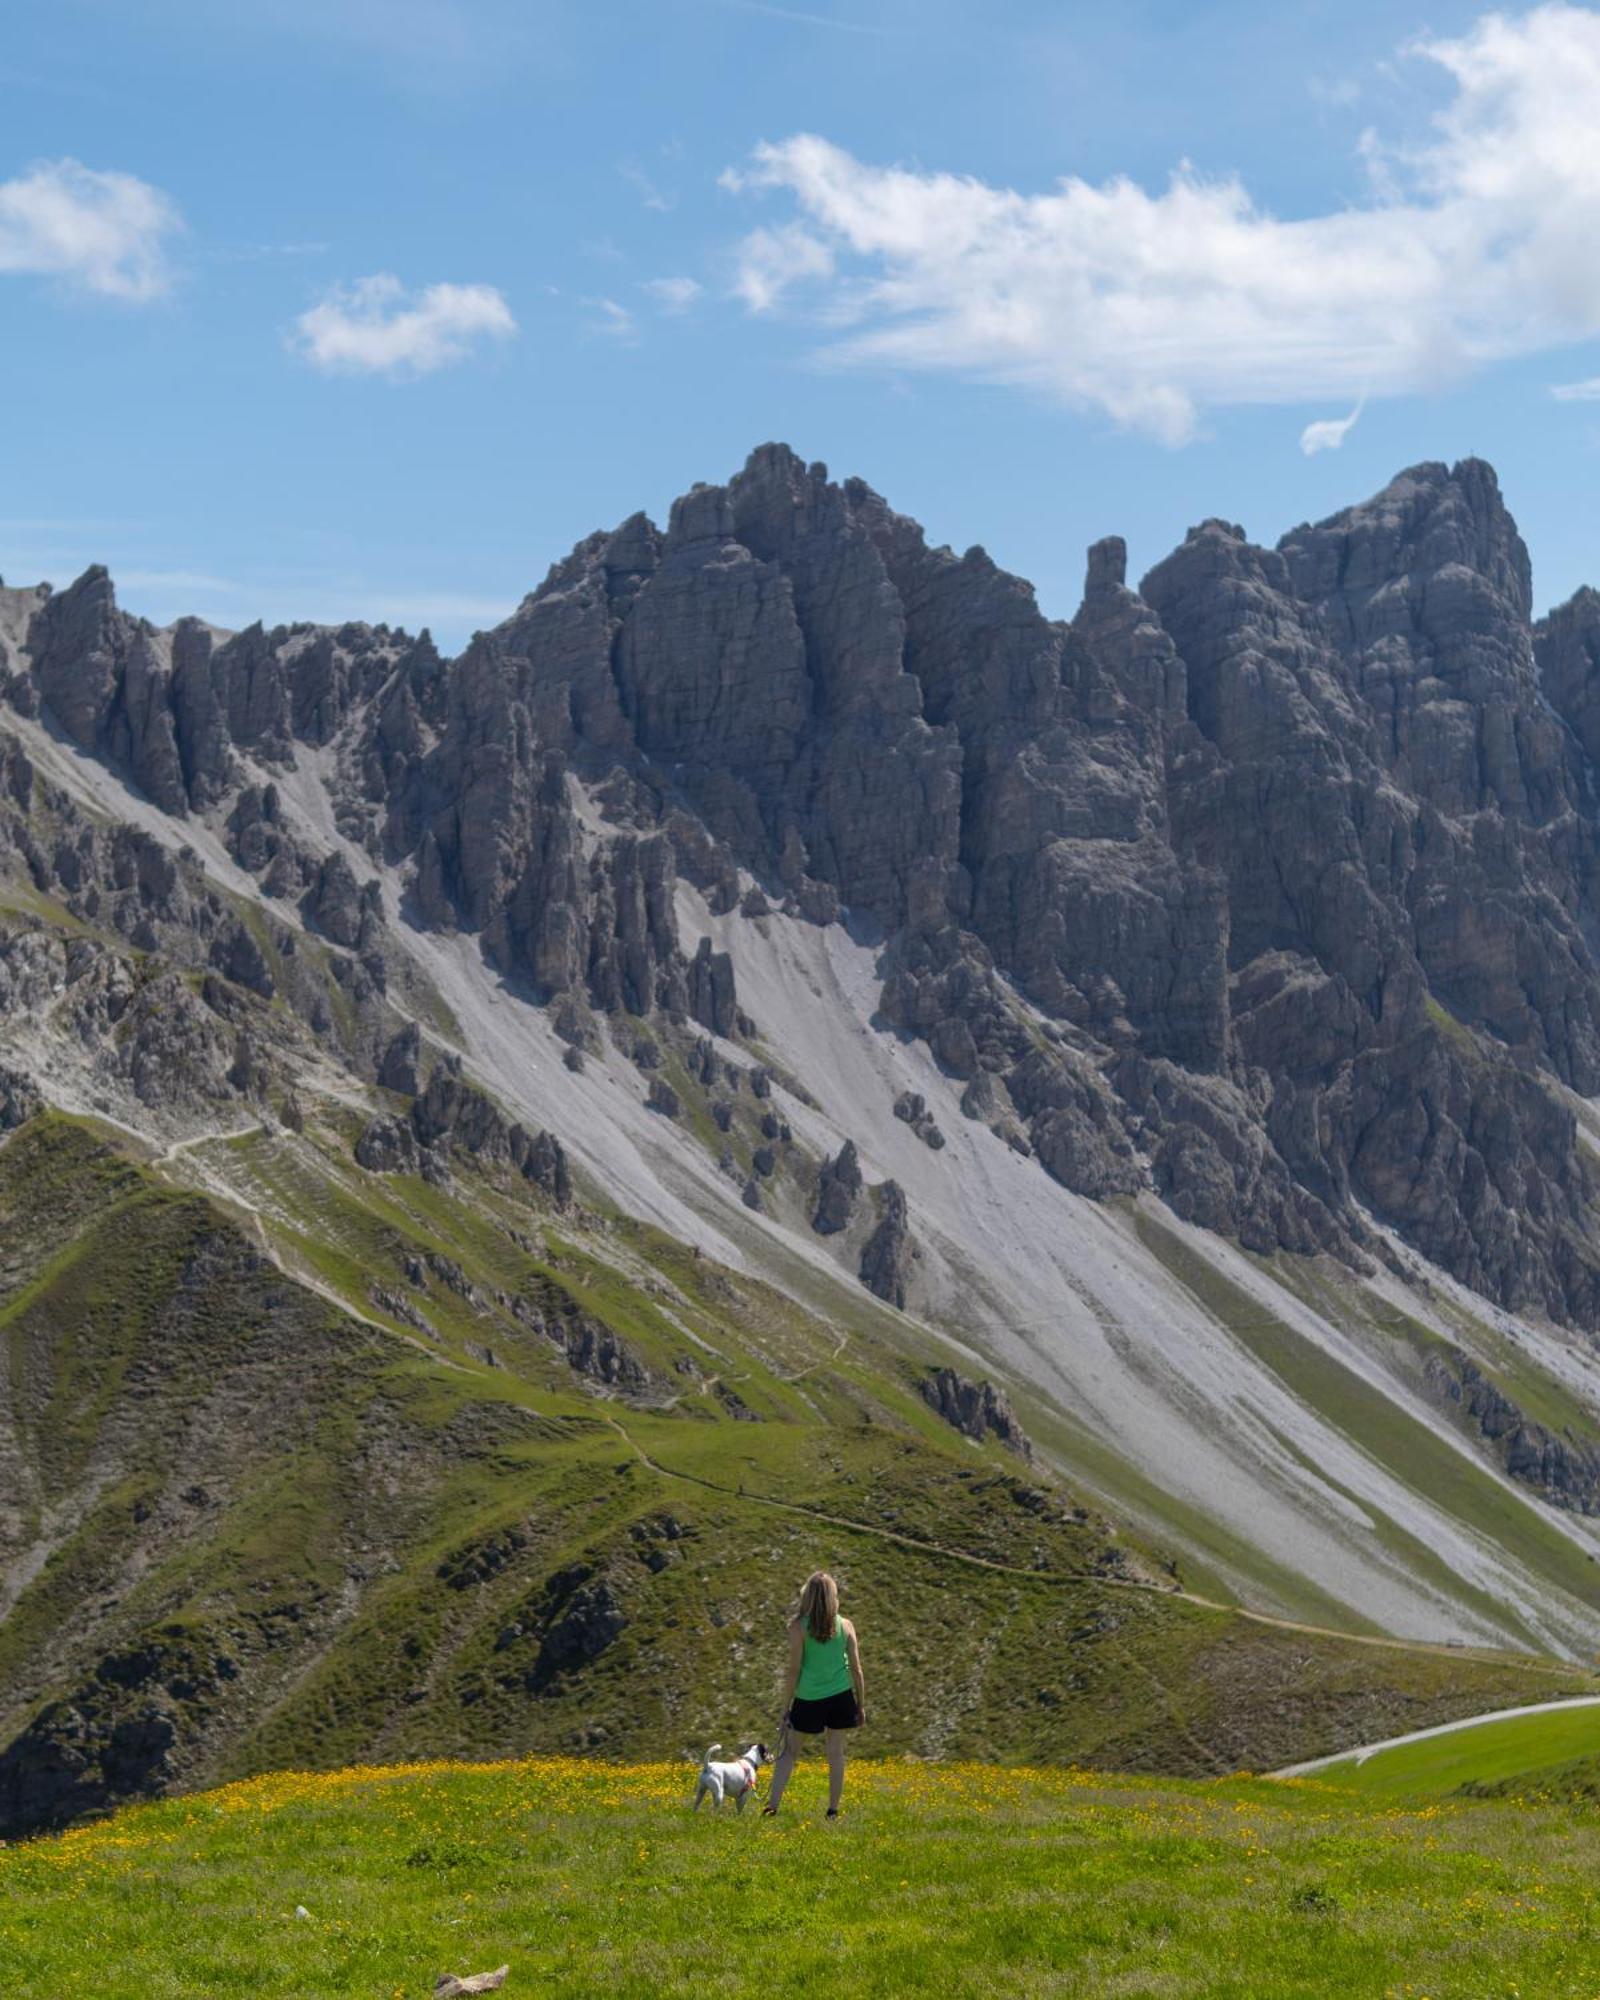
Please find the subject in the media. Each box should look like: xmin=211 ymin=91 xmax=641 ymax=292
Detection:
xmin=692 ymin=1740 xmax=769 ymax=1811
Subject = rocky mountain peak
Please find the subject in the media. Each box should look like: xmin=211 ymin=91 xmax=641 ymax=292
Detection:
xmin=1084 ymin=535 xmax=1128 ymax=597
xmin=1280 ymin=457 xmax=1533 ymax=650
xmin=7 ymin=445 xmax=1600 ymax=1332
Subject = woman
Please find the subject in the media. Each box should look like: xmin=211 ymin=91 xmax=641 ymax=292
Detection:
xmin=762 ymin=1569 xmax=865 ymax=1819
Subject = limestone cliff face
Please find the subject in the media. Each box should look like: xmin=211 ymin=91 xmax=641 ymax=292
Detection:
xmin=8 ymin=446 xmax=1600 ymax=1326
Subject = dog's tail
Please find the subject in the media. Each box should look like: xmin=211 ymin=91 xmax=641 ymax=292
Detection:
xmin=703 ymin=1742 xmax=722 ymax=1765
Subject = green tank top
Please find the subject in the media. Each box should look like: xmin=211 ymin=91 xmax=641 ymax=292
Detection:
xmin=795 ymin=1620 xmax=852 ymax=1701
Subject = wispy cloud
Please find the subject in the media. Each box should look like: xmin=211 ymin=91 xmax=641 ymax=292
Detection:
xmin=290 ymin=273 xmax=516 ymax=376
xmin=1551 ymin=375 xmax=1600 ymax=400
xmin=0 ymin=538 xmax=513 ymax=645
xmin=1300 ymin=401 xmax=1364 ymax=454
xmin=120 ymin=567 xmax=245 ymax=595
xmin=158 ymin=0 xmax=549 ymax=92
xmin=214 ymin=240 xmax=331 ymax=263
xmin=618 ymin=160 xmax=676 ymax=214
xmin=721 ymin=4 xmax=1600 ymax=445
xmin=715 ymin=0 xmax=898 ymax=35
xmin=642 ymin=275 xmax=702 ymax=313
xmin=1308 ymin=74 xmax=1363 ymax=109
xmin=585 ymin=296 xmax=639 ymax=342
xmin=117 ymin=566 xmax=513 ymax=641
xmin=0 ymin=157 xmax=182 ymax=302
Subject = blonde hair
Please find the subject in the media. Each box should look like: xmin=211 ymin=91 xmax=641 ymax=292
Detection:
xmin=796 ymin=1570 xmax=839 ymax=1643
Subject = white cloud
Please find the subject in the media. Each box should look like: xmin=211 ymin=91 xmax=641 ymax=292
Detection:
xmin=0 ymin=157 xmax=181 ymax=301
xmin=1552 ymin=375 xmax=1600 ymax=399
xmin=1300 ymin=402 xmax=1364 ymax=454
xmin=585 ymin=297 xmax=639 ymax=342
xmin=642 ymin=275 xmax=702 ymax=313
xmin=723 ymin=4 xmax=1600 ymax=443
xmin=290 ymin=273 xmax=516 ymax=376
xmin=722 ymin=217 xmax=836 ymax=313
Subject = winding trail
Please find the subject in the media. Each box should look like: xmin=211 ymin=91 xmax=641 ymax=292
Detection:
xmin=146 ymin=1120 xmax=474 ymax=1372
xmin=598 ymin=1415 xmax=1584 ymax=1676
xmin=152 ymin=1122 xmax=266 ymax=1170
xmin=1270 ymin=1693 xmax=1600 ymax=1779
xmin=130 ymin=1122 xmax=1590 ymax=1730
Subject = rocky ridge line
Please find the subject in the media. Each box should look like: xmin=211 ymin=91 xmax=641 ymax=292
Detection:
xmin=7 ymin=447 xmax=1600 ymax=1329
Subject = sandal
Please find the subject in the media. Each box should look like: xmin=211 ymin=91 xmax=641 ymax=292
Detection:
xmin=761 ymin=1805 xmax=779 ymax=1816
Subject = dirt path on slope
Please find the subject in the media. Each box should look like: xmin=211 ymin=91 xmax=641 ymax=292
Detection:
xmin=598 ymin=1416 xmax=1581 ymax=1677
xmin=134 ymin=1126 xmax=1585 ymax=1685
xmin=151 ymin=1122 xmax=267 ymax=1170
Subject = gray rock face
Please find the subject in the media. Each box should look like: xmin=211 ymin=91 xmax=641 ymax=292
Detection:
xmin=354 ymin=1057 xmax=570 ymax=1202
xmin=1426 ymin=1349 xmax=1600 ymax=1514
xmin=646 ymin=1077 xmax=681 ymax=1119
xmin=303 ymin=851 xmax=366 ymax=948
xmin=0 ymin=1062 xmax=41 ymax=1130
xmin=812 ymin=1139 xmax=862 ymax=1235
xmin=687 ymin=935 xmax=738 ymax=1037
xmin=530 ymin=1570 xmax=628 ymax=1685
xmin=355 ymin=1115 xmax=418 ymax=1174
xmin=919 ymin=1367 xmax=1033 ymax=1458
xmin=13 ymin=446 xmax=1600 ymax=1328
xmin=892 ymin=1091 xmax=946 ymax=1150
xmin=0 ymin=1644 xmax=187 ymax=1836
xmin=1538 ymin=586 xmax=1600 ymax=771
xmin=859 ymin=1180 xmax=915 ymax=1308
xmin=23 ymin=571 xmax=407 ymax=814
xmin=0 ymin=921 xmax=321 ymax=1130
xmin=378 ymin=1021 xmax=423 ymax=1096
xmin=227 ymin=784 xmax=309 ymax=890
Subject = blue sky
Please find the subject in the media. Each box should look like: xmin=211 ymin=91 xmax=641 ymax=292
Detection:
xmin=4 ymin=0 xmax=1600 ymax=647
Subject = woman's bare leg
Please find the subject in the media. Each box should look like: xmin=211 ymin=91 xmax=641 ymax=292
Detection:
xmin=825 ymin=1728 xmax=846 ymax=1812
xmin=766 ymin=1734 xmax=798 ymax=1810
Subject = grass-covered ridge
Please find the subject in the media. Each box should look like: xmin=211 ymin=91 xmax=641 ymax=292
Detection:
xmin=0 ymin=1110 xmax=1591 ymax=1840
xmin=6 ymin=1756 xmax=1600 ymax=1997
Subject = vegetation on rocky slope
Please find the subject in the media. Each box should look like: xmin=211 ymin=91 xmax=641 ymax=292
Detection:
xmin=1 ymin=1114 xmax=1585 ymax=1838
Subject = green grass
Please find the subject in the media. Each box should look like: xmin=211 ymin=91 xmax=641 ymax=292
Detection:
xmin=7 ymin=1757 xmax=1600 ymax=1997
xmin=1424 ymin=994 xmax=1480 ymax=1058
xmin=1312 ymin=1700 xmax=1600 ymax=1800
xmin=0 ymin=879 xmax=87 ymax=932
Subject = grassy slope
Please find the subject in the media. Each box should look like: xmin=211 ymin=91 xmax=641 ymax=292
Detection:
xmin=1 ymin=1113 xmax=1593 ymax=1839
xmin=1312 ymin=1702 xmax=1600 ymax=1800
xmin=5 ymin=1758 xmax=1600 ymax=1998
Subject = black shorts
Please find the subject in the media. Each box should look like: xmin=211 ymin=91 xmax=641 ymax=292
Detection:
xmin=789 ymin=1688 xmax=860 ymax=1733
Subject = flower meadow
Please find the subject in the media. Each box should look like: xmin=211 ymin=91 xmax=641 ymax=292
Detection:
xmin=5 ymin=1755 xmax=1600 ymax=1995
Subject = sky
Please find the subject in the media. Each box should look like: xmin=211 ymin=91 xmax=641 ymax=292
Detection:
xmin=4 ymin=0 xmax=1600 ymax=649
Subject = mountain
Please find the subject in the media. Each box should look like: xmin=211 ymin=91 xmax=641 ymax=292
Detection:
xmin=5 ymin=447 xmax=1600 ymax=1830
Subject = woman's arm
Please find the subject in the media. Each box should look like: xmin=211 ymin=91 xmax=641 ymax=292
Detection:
xmin=844 ymin=1618 xmax=866 ymax=1724
xmin=779 ymin=1619 xmax=804 ymax=1719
